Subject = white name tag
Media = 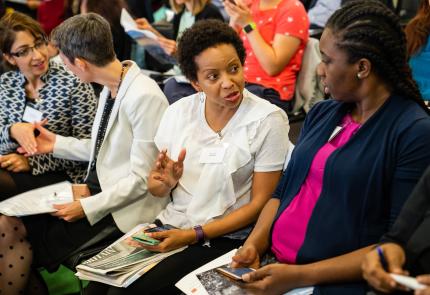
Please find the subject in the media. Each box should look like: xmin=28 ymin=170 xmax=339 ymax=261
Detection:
xmin=22 ymin=106 xmax=43 ymax=123
xmin=328 ymin=126 xmax=343 ymax=142
xmin=199 ymin=146 xmax=227 ymax=164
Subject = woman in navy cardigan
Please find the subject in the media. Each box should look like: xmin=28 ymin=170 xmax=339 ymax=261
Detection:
xmin=231 ymin=1 xmax=430 ymax=295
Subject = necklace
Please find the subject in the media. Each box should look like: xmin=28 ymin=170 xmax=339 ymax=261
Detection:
xmin=111 ymin=64 xmax=126 ymax=99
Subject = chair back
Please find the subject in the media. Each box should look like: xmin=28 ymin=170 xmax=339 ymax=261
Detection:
xmin=293 ymin=37 xmax=325 ymax=113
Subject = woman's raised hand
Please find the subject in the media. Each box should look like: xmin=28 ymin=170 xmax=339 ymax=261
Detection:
xmin=152 ymin=148 xmax=186 ymax=190
xmin=224 ymin=0 xmax=253 ymax=29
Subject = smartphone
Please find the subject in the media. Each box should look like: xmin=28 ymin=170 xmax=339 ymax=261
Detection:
xmin=131 ymin=233 xmax=160 ymax=246
xmin=144 ymin=224 xmax=177 ymax=233
xmin=216 ymin=267 xmax=255 ymax=281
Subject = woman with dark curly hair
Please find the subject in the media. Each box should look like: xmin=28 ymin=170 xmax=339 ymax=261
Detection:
xmin=228 ymin=1 xmax=430 ymax=294
xmin=85 ymin=19 xmax=290 ymax=295
xmin=405 ymin=0 xmax=430 ymax=101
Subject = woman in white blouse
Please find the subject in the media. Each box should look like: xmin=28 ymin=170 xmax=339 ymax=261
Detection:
xmin=86 ymin=19 xmax=291 ymax=295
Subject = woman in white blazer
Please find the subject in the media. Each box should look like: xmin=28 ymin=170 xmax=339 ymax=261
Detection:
xmin=0 ymin=13 xmax=168 ymax=294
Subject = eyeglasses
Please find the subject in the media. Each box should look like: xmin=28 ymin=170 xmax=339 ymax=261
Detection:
xmin=9 ymin=39 xmax=48 ymax=58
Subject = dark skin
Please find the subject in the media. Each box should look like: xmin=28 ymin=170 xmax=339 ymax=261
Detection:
xmin=229 ymin=28 xmax=394 ymax=294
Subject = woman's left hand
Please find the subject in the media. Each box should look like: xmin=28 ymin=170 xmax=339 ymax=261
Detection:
xmin=0 ymin=153 xmax=31 ymax=172
xmin=51 ymin=200 xmax=86 ymax=222
xmin=240 ymin=263 xmax=304 ymax=295
xmin=224 ymin=0 xmax=254 ymax=29
xmin=128 ymin=228 xmax=196 ymax=253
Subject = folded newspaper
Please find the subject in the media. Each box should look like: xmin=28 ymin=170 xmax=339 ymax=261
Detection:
xmin=0 ymin=181 xmax=73 ymax=216
xmin=76 ymin=224 xmax=186 ymax=288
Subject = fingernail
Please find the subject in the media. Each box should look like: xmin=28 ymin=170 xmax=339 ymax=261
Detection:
xmin=242 ymin=274 xmax=250 ymax=281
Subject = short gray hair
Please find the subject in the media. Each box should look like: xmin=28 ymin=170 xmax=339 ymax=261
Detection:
xmin=51 ymin=13 xmax=116 ymax=66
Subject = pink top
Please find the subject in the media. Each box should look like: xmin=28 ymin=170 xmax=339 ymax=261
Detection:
xmin=241 ymin=0 xmax=309 ymax=100
xmin=271 ymin=114 xmax=361 ymax=263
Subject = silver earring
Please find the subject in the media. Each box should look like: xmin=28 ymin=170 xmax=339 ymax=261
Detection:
xmin=199 ymin=91 xmax=205 ymax=102
xmin=357 ymin=73 xmax=362 ymax=79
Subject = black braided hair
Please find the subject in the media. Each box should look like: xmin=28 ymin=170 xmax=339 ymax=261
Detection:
xmin=326 ymin=0 xmax=430 ymax=114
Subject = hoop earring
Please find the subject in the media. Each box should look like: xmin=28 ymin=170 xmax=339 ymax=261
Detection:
xmin=199 ymin=91 xmax=205 ymax=103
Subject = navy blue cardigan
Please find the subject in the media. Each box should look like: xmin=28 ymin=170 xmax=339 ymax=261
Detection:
xmin=273 ymin=95 xmax=430 ymax=295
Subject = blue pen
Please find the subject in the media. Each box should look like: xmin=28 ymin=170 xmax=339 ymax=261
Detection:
xmin=376 ymin=246 xmax=388 ymax=271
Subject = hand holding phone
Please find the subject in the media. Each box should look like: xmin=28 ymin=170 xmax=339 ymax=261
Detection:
xmin=132 ymin=232 xmax=160 ymax=246
xmin=216 ymin=267 xmax=255 ymax=281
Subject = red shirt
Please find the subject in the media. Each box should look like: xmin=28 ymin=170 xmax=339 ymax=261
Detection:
xmin=242 ymin=0 xmax=309 ymax=100
xmin=37 ymin=0 xmax=64 ymax=35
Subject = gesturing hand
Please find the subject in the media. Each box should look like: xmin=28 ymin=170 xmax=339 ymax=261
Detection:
xmin=152 ymin=148 xmax=186 ymax=190
xmin=0 ymin=153 xmax=31 ymax=172
xmin=17 ymin=120 xmax=56 ymax=156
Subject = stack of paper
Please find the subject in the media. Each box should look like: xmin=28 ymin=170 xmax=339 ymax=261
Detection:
xmin=0 ymin=181 xmax=73 ymax=216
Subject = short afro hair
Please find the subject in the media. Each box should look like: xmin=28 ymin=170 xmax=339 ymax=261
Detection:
xmin=177 ymin=19 xmax=246 ymax=82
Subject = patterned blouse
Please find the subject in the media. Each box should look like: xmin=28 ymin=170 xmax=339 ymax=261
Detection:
xmin=0 ymin=60 xmax=97 ymax=183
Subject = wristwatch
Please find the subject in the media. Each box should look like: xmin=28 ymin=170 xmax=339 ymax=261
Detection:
xmin=193 ymin=225 xmax=206 ymax=244
xmin=243 ymin=22 xmax=256 ymax=34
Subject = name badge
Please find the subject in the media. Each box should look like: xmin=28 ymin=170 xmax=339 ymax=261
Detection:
xmin=199 ymin=146 xmax=227 ymax=164
xmin=328 ymin=126 xmax=343 ymax=142
xmin=22 ymin=106 xmax=43 ymax=123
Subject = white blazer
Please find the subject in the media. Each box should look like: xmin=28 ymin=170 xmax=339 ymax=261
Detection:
xmin=53 ymin=61 xmax=169 ymax=232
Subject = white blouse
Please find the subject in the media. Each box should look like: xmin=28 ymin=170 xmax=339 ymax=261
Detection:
xmin=154 ymin=89 xmax=290 ymax=228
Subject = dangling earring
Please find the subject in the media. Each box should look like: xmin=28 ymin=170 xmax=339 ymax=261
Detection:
xmin=199 ymin=91 xmax=205 ymax=103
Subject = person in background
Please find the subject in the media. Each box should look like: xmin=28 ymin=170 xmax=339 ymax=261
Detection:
xmin=307 ymin=0 xmax=341 ymax=30
xmin=405 ymin=0 xmax=430 ymax=101
xmin=80 ymin=0 xmax=133 ymax=61
xmin=0 ymin=13 xmax=168 ymax=295
xmin=224 ymin=0 xmax=309 ymax=112
xmin=26 ymin=0 xmax=65 ymax=34
xmin=85 ymin=19 xmax=290 ymax=295
xmin=0 ymin=11 xmax=96 ymax=198
xmin=362 ymin=166 xmax=430 ymax=294
xmin=230 ymin=1 xmax=430 ymax=295
xmin=135 ymin=0 xmax=224 ymax=57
